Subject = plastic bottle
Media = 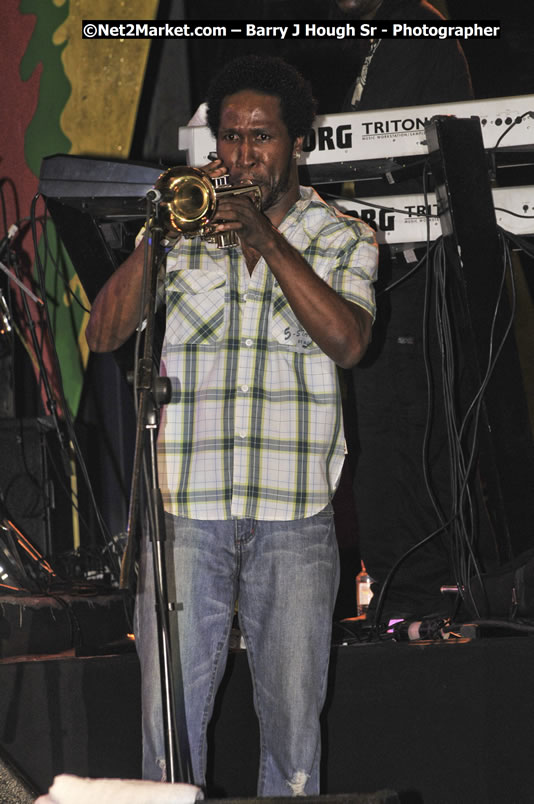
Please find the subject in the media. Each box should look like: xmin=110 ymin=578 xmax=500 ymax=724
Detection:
xmin=356 ymin=562 xmax=373 ymax=617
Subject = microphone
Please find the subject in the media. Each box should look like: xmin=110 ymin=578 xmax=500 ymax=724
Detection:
xmin=0 ymin=225 xmax=44 ymax=306
xmin=392 ymin=617 xmax=447 ymax=641
xmin=0 ymin=224 xmax=19 ymax=261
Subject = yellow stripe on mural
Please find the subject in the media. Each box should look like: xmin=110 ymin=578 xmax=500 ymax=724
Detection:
xmin=55 ymin=0 xmax=159 ymax=158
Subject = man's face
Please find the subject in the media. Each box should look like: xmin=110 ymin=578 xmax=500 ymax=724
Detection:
xmin=335 ymin=0 xmax=383 ymax=18
xmin=216 ymin=90 xmax=301 ymax=214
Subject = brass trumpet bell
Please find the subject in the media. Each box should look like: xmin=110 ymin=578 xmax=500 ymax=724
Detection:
xmin=154 ymin=165 xmax=261 ymax=248
xmin=155 ymin=166 xmax=216 ymax=236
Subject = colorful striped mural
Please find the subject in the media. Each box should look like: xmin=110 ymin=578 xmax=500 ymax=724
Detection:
xmin=1 ymin=0 xmax=158 ymax=416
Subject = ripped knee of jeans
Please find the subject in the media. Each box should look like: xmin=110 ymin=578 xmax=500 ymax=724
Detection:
xmin=157 ymin=757 xmax=167 ymax=782
xmin=287 ymin=770 xmax=309 ymax=797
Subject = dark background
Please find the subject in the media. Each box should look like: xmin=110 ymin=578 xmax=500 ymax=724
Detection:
xmin=23 ymin=0 xmax=534 ymax=589
xmin=131 ymin=0 xmax=534 ymax=163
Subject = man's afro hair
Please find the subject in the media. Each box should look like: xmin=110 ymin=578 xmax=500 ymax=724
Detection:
xmin=206 ymin=55 xmax=317 ymax=142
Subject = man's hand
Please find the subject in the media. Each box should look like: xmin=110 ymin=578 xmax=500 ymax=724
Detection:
xmin=201 ymin=156 xmax=228 ymax=182
xmin=212 ymin=192 xmax=277 ymax=253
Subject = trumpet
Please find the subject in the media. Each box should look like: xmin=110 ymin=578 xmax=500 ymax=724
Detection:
xmin=154 ymin=165 xmax=262 ymax=249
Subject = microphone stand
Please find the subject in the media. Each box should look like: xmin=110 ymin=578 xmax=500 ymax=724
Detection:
xmin=121 ymin=190 xmax=192 ymax=784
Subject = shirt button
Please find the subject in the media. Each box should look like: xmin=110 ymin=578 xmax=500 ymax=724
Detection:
xmin=245 ymin=338 xmax=253 ymax=346
xmin=238 ymin=431 xmax=246 ymax=439
xmin=241 ymin=384 xmax=249 ymax=393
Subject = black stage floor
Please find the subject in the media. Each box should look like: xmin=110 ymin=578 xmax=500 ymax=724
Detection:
xmin=1 ymin=593 xmax=534 ymax=804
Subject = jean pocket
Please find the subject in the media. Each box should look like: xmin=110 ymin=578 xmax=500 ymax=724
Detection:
xmin=166 ymin=268 xmax=227 ymax=344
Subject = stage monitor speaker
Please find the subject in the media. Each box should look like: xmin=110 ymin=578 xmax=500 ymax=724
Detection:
xmin=0 ymin=417 xmax=74 ymax=560
xmin=0 ymin=748 xmax=38 ymax=803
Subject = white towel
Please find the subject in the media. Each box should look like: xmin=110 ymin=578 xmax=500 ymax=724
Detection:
xmin=34 ymin=774 xmax=204 ymax=804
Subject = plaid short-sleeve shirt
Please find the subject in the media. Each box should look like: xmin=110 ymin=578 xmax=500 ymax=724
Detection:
xmin=158 ymin=186 xmax=377 ymax=521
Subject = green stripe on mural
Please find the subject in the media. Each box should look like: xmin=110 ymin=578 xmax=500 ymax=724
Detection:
xmin=20 ymin=0 xmax=71 ymax=177
xmin=20 ymin=0 xmax=84 ymax=415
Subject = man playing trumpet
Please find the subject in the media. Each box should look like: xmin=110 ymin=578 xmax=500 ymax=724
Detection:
xmin=86 ymin=54 xmax=377 ymax=797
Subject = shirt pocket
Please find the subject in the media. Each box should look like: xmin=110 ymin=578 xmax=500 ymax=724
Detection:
xmin=270 ymin=286 xmax=320 ymax=354
xmin=165 ymin=268 xmax=227 ymax=345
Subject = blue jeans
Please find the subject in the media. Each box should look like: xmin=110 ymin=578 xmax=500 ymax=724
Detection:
xmin=135 ymin=507 xmax=339 ymax=796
